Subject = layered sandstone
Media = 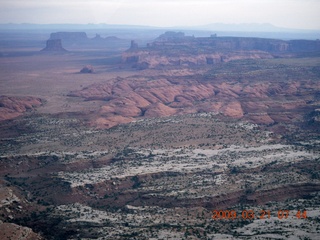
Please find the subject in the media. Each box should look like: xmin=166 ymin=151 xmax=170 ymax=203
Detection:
xmin=123 ymin=32 xmax=320 ymax=69
xmin=67 ymin=32 xmax=320 ymax=128
xmin=0 ymin=96 xmax=42 ymax=121
xmin=68 ymin=74 xmax=319 ymax=128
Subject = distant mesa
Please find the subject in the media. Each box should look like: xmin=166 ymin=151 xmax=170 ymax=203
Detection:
xmin=46 ymin=31 xmax=130 ymax=49
xmin=50 ymin=32 xmax=88 ymax=43
xmin=80 ymin=65 xmax=94 ymax=73
xmin=41 ymin=39 xmax=67 ymax=52
xmin=155 ymin=31 xmax=193 ymax=42
xmin=123 ymin=31 xmax=320 ymax=69
xmin=42 ymin=32 xmax=129 ymax=51
xmin=105 ymin=36 xmax=121 ymax=41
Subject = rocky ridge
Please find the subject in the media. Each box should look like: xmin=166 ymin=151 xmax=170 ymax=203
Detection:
xmin=69 ymin=71 xmax=320 ymax=128
xmin=0 ymin=96 xmax=42 ymax=121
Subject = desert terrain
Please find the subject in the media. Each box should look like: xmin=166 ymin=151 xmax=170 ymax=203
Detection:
xmin=0 ymin=29 xmax=319 ymax=239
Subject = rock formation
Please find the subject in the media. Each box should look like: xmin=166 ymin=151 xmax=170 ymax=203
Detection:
xmin=144 ymin=102 xmax=177 ymax=117
xmin=307 ymin=109 xmax=320 ymax=126
xmin=0 ymin=223 xmax=43 ymax=240
xmin=64 ymin=32 xmax=320 ymax=128
xmin=68 ymin=72 xmax=320 ymax=128
xmin=123 ymin=50 xmax=273 ymax=69
xmin=50 ymin=32 xmax=88 ymax=43
xmin=80 ymin=65 xmax=94 ymax=73
xmin=155 ymin=31 xmax=189 ymax=42
xmin=41 ymin=39 xmax=67 ymax=52
xmin=46 ymin=32 xmax=130 ymax=49
xmin=123 ymin=32 xmax=320 ymax=69
xmin=130 ymin=40 xmax=138 ymax=50
xmin=92 ymin=33 xmax=103 ymax=40
xmin=0 ymin=96 xmax=42 ymax=121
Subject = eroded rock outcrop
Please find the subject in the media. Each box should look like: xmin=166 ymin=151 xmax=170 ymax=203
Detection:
xmin=144 ymin=102 xmax=177 ymax=117
xmin=123 ymin=32 xmax=320 ymax=69
xmin=0 ymin=96 xmax=42 ymax=121
xmin=123 ymin=50 xmax=273 ymax=69
xmin=68 ymin=73 xmax=319 ymax=128
xmin=66 ymin=32 xmax=320 ymax=128
xmin=130 ymin=40 xmax=139 ymax=50
xmin=307 ymin=109 xmax=320 ymax=126
xmin=0 ymin=223 xmax=43 ymax=240
xmin=50 ymin=32 xmax=88 ymax=43
xmin=80 ymin=65 xmax=94 ymax=73
xmin=46 ymin=32 xmax=130 ymax=49
xmin=41 ymin=39 xmax=67 ymax=52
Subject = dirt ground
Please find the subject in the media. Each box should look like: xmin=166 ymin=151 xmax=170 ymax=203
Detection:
xmin=0 ymin=51 xmax=136 ymax=114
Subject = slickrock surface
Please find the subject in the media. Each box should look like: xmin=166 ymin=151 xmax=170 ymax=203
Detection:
xmin=0 ymin=96 xmax=42 ymax=121
xmin=69 ymin=74 xmax=319 ymax=128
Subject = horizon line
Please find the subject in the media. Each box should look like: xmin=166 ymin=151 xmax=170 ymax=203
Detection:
xmin=0 ymin=22 xmax=320 ymax=32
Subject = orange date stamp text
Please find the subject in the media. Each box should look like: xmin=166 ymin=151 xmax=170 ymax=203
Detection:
xmin=212 ymin=210 xmax=307 ymax=220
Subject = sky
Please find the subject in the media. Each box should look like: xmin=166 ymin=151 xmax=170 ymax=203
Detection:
xmin=1 ymin=0 xmax=320 ymax=30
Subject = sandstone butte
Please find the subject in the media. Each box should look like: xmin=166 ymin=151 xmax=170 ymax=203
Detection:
xmin=41 ymin=39 xmax=67 ymax=52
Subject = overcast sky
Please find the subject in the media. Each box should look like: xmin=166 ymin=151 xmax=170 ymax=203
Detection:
xmin=1 ymin=0 xmax=320 ymax=30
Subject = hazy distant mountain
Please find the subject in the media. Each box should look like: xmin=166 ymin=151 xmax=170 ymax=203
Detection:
xmin=0 ymin=23 xmax=319 ymax=40
xmin=187 ymin=23 xmax=317 ymax=33
xmin=0 ymin=23 xmax=160 ymax=30
xmin=0 ymin=22 xmax=319 ymax=32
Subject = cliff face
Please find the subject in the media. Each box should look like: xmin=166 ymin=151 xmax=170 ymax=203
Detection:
xmin=152 ymin=33 xmax=320 ymax=53
xmin=123 ymin=32 xmax=320 ymax=69
xmin=123 ymin=50 xmax=274 ymax=69
xmin=289 ymin=39 xmax=320 ymax=52
xmin=202 ymin=37 xmax=291 ymax=52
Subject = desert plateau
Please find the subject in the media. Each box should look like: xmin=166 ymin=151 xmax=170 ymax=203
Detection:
xmin=0 ymin=26 xmax=320 ymax=240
